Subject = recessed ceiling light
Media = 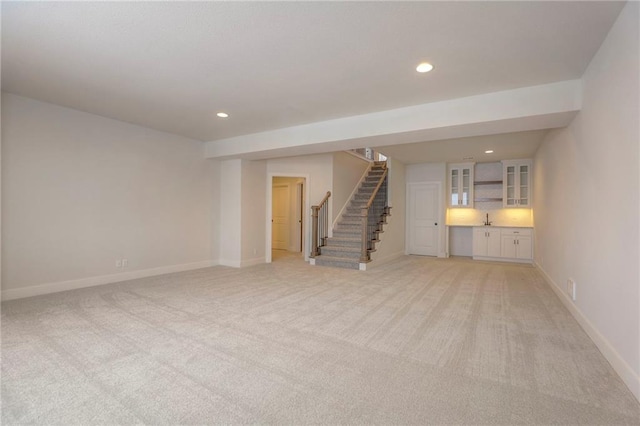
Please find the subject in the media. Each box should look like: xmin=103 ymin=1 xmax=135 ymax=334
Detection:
xmin=216 ymin=112 xmax=229 ymax=118
xmin=485 ymin=150 xmax=494 ymax=154
xmin=416 ymin=62 xmax=434 ymax=73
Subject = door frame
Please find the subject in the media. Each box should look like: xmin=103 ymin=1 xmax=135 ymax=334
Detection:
xmin=271 ymin=183 xmax=291 ymax=251
xmin=266 ymin=173 xmax=310 ymax=263
xmin=406 ymin=181 xmax=442 ymax=256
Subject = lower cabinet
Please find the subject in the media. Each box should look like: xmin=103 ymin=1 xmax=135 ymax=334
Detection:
xmin=472 ymin=228 xmax=501 ymax=257
xmin=500 ymin=229 xmax=533 ymax=260
xmin=473 ymin=227 xmax=532 ymax=263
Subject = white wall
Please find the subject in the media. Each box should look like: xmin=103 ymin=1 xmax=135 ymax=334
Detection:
xmin=267 ymin=154 xmax=333 ymax=258
xmin=267 ymin=154 xmax=333 ymax=208
xmin=533 ymin=2 xmax=639 ymax=399
xmin=209 ymin=159 xmax=221 ymax=263
xmin=1 ymin=93 xmax=214 ymax=299
xmin=241 ymin=160 xmax=267 ymax=266
xmin=218 ymin=159 xmax=242 ymax=267
xmin=332 ymin=151 xmax=370 ymax=222
xmin=370 ymin=158 xmax=406 ymax=266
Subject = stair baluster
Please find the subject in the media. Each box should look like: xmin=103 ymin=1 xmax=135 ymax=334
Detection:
xmin=311 ymin=191 xmax=331 ymax=257
xmin=313 ymin=161 xmax=390 ymax=269
xmin=360 ymin=167 xmax=388 ymax=262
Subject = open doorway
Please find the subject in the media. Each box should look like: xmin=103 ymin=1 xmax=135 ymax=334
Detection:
xmin=267 ymin=175 xmax=307 ymax=263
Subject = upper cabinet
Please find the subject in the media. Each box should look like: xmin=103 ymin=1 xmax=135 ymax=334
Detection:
xmin=502 ymin=159 xmax=532 ymax=208
xmin=448 ymin=163 xmax=474 ymax=208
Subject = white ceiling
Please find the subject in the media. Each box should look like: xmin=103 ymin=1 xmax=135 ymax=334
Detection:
xmin=1 ymin=1 xmax=624 ymax=143
xmin=377 ymin=130 xmax=549 ymax=164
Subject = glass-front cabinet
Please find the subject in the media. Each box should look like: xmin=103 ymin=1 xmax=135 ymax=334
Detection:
xmin=502 ymin=159 xmax=532 ymax=207
xmin=448 ymin=163 xmax=474 ymax=207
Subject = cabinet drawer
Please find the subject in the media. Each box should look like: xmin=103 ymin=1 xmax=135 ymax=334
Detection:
xmin=500 ymin=228 xmax=532 ymax=236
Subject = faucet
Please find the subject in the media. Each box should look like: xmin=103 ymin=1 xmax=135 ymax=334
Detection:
xmin=484 ymin=213 xmax=492 ymax=226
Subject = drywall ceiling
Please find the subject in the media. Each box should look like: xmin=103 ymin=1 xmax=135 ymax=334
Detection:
xmin=1 ymin=2 xmax=624 ymax=142
xmin=376 ymin=130 xmax=549 ymax=164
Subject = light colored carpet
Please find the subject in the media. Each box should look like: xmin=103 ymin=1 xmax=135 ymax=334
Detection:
xmin=2 ymin=256 xmax=639 ymax=425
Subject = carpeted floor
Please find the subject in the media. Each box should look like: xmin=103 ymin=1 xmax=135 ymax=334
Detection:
xmin=2 ymin=255 xmax=639 ymax=424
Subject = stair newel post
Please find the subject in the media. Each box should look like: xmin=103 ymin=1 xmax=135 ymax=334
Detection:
xmin=360 ymin=206 xmax=369 ymax=262
xmin=311 ymin=205 xmax=320 ymax=257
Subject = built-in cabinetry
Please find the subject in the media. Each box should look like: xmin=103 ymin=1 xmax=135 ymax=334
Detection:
xmin=502 ymin=159 xmax=532 ymax=207
xmin=448 ymin=163 xmax=474 ymax=208
xmin=472 ymin=227 xmax=501 ymax=257
xmin=472 ymin=227 xmax=532 ymax=263
xmin=448 ymin=160 xmax=533 ymax=208
xmin=500 ymin=228 xmax=532 ymax=260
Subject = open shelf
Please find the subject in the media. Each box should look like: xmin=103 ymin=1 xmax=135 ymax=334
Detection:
xmin=475 ymin=197 xmax=503 ymax=202
xmin=474 ymin=180 xmax=503 ymax=186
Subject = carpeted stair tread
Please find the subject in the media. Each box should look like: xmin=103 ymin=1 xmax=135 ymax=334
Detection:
xmin=314 ymin=163 xmax=389 ymax=270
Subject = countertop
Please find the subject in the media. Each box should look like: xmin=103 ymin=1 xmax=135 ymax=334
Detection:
xmin=446 ymin=224 xmax=534 ymax=228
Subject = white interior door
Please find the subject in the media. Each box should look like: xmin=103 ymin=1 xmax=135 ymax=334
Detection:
xmin=408 ymin=182 xmax=440 ymax=256
xmin=272 ymin=184 xmax=290 ymax=250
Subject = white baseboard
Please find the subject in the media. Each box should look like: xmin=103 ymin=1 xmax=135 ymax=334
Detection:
xmin=218 ymin=257 xmax=265 ymax=268
xmin=535 ymin=263 xmax=640 ymax=402
xmin=241 ymin=257 xmax=265 ymax=268
xmin=1 ymin=260 xmax=217 ymax=301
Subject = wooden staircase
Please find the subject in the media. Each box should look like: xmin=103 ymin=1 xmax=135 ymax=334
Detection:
xmin=313 ymin=162 xmax=390 ymax=270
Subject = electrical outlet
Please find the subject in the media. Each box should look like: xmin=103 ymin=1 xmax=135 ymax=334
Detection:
xmin=116 ymin=259 xmax=122 ymax=268
xmin=567 ymin=279 xmax=576 ymax=301
xmin=122 ymin=259 xmax=128 ymax=268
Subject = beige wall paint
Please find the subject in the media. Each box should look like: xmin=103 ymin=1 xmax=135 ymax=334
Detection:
xmin=209 ymin=159 xmax=221 ymax=264
xmin=534 ymin=2 xmax=639 ymax=398
xmin=1 ymin=93 xmax=214 ymax=296
xmin=218 ymin=159 xmax=242 ymax=267
xmin=267 ymin=154 xmax=333 ymax=209
xmin=332 ymin=151 xmax=370 ymax=222
xmin=267 ymin=154 xmax=333 ymax=258
xmin=370 ymin=158 xmax=406 ymax=265
xmin=241 ymin=160 xmax=267 ymax=266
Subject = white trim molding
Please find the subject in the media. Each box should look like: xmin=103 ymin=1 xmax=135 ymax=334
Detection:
xmin=241 ymin=257 xmax=266 ymax=268
xmin=536 ymin=263 xmax=640 ymax=402
xmin=1 ymin=260 xmax=217 ymax=301
xmin=266 ymin=172 xmax=311 ymax=263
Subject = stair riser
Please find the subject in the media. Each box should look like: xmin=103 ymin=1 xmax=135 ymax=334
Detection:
xmin=314 ymin=259 xmax=360 ymax=270
xmin=325 ymin=241 xmax=361 ymax=248
xmin=325 ymin=242 xmax=361 ymax=248
xmin=314 ymin=164 xmax=386 ymax=270
xmin=320 ymin=249 xmax=362 ymax=259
